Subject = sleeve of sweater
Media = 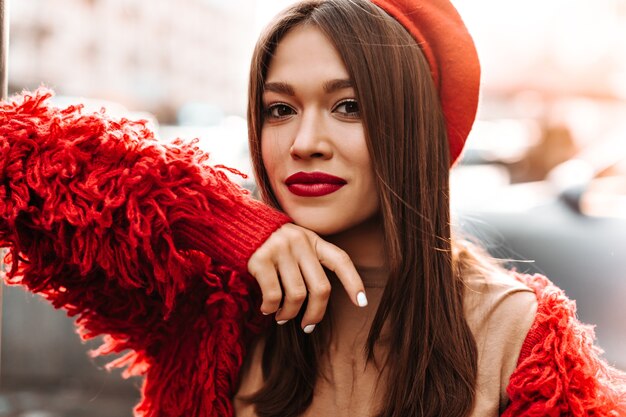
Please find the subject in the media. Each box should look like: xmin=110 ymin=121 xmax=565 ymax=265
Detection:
xmin=502 ymin=273 xmax=626 ymax=417
xmin=0 ymin=89 xmax=290 ymax=417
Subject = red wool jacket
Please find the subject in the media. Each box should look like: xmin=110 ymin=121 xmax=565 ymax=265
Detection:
xmin=1 ymin=90 xmax=625 ymax=416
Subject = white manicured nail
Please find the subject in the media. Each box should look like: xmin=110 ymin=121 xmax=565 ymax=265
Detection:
xmin=357 ymin=291 xmax=368 ymax=307
xmin=303 ymin=324 xmax=316 ymax=334
xmin=262 ymin=311 xmax=270 ymax=316
xmin=277 ymin=320 xmax=288 ymax=325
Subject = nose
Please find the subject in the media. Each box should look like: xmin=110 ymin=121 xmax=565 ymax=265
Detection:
xmin=290 ymin=110 xmax=332 ymax=160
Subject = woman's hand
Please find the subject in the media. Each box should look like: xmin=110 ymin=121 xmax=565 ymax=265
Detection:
xmin=247 ymin=223 xmax=368 ymax=333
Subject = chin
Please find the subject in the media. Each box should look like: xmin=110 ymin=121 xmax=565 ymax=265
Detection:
xmin=291 ymin=213 xmax=378 ymax=238
xmin=291 ymin=218 xmax=346 ymax=236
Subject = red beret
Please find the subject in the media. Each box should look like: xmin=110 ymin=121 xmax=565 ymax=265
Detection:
xmin=370 ymin=0 xmax=481 ymax=166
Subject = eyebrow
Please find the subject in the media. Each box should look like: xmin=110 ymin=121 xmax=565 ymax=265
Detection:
xmin=263 ymin=79 xmax=353 ymax=96
xmin=263 ymin=82 xmax=295 ymax=96
xmin=323 ymin=79 xmax=353 ymax=93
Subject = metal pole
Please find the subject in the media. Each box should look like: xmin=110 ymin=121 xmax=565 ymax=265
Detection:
xmin=0 ymin=0 xmax=9 ymax=387
xmin=0 ymin=0 xmax=8 ymax=99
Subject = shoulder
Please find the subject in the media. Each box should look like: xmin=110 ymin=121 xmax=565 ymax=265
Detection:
xmin=464 ymin=269 xmax=538 ymax=341
xmin=503 ymin=273 xmax=626 ymax=416
xmin=464 ymin=269 xmax=539 ymax=413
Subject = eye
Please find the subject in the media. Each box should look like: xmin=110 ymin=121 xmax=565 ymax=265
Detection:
xmin=265 ymin=103 xmax=296 ymax=120
xmin=333 ymin=99 xmax=360 ymax=118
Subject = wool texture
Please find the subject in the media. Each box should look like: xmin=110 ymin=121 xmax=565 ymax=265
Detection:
xmin=505 ymin=273 xmax=626 ymax=416
xmin=0 ymin=89 xmax=290 ymax=417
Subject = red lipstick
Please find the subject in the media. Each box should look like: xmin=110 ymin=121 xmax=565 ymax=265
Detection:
xmin=285 ymin=171 xmax=347 ymax=197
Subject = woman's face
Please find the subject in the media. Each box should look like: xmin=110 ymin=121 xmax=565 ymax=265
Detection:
xmin=261 ymin=24 xmax=379 ymax=236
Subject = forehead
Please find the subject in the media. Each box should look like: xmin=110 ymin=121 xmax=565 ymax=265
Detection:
xmin=266 ymin=24 xmax=350 ymax=83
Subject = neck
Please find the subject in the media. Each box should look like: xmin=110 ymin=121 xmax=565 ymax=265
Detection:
xmin=324 ymin=214 xmax=386 ymax=268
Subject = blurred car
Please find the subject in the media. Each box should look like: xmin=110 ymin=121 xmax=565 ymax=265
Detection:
xmin=452 ymin=124 xmax=626 ymax=370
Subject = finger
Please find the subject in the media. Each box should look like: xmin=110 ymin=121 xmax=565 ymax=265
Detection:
xmin=296 ymin=246 xmax=332 ymax=330
xmin=314 ymin=237 xmax=368 ymax=308
xmin=248 ymin=257 xmax=283 ymax=315
xmin=274 ymin=255 xmax=307 ymax=323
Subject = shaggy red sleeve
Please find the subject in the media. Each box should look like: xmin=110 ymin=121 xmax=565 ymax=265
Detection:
xmin=503 ymin=273 xmax=626 ymax=416
xmin=0 ymin=89 xmax=290 ymax=417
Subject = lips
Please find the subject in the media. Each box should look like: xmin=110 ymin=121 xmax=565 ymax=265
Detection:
xmin=285 ymin=171 xmax=347 ymax=197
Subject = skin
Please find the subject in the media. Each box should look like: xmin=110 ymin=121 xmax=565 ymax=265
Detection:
xmin=247 ymin=24 xmax=386 ymax=332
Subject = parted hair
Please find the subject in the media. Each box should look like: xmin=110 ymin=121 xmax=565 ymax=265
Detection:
xmin=246 ymin=1 xmax=479 ymax=416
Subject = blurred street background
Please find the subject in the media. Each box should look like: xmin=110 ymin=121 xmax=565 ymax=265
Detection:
xmin=1 ymin=0 xmax=626 ymax=416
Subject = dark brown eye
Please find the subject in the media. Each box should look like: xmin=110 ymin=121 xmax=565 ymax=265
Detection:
xmin=333 ymin=100 xmax=360 ymax=118
xmin=266 ymin=103 xmax=296 ymax=119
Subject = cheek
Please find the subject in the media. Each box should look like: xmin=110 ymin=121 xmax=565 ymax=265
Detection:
xmin=260 ymin=138 xmax=272 ymax=176
xmin=338 ymin=124 xmax=370 ymax=166
xmin=351 ymin=147 xmax=377 ymax=196
xmin=342 ymin=139 xmax=373 ymax=178
xmin=260 ymin=132 xmax=284 ymax=186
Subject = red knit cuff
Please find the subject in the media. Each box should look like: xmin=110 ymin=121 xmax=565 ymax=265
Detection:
xmin=176 ymin=197 xmax=291 ymax=273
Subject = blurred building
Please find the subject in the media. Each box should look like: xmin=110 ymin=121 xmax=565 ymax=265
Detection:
xmin=9 ymin=0 xmax=257 ymax=121
xmin=9 ymin=0 xmax=626 ymax=122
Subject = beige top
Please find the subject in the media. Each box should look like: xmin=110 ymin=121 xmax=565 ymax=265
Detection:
xmin=234 ymin=266 xmax=537 ymax=416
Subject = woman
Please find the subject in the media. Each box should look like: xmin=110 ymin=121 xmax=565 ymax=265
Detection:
xmin=1 ymin=0 xmax=625 ymax=416
xmin=236 ymin=1 xmax=525 ymax=415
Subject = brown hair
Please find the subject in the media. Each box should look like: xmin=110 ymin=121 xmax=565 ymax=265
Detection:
xmin=246 ymin=1 xmax=478 ymax=416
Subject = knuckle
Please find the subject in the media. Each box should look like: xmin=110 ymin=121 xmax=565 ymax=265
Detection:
xmin=310 ymin=282 xmax=331 ymax=298
xmin=276 ymin=239 xmax=291 ymax=255
xmin=284 ymin=225 xmax=307 ymax=241
xmin=247 ymin=262 xmax=263 ymax=278
xmin=333 ymin=249 xmax=351 ymax=265
xmin=270 ymin=238 xmax=289 ymax=253
xmin=283 ymin=228 xmax=301 ymax=242
xmin=247 ymin=254 xmax=259 ymax=270
xmin=294 ymin=228 xmax=309 ymax=242
xmin=263 ymin=289 xmax=282 ymax=305
xmin=286 ymin=288 xmax=307 ymax=303
xmin=255 ymin=242 xmax=268 ymax=254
